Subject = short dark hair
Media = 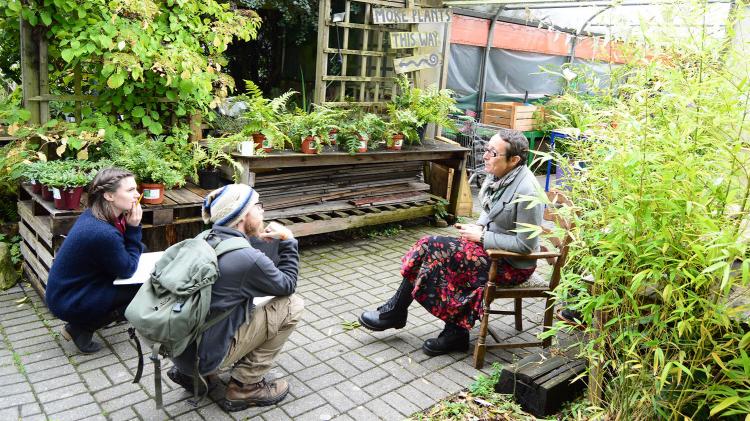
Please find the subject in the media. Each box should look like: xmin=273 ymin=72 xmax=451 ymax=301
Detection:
xmin=88 ymin=167 xmax=134 ymax=225
xmin=496 ymin=128 xmax=529 ymax=167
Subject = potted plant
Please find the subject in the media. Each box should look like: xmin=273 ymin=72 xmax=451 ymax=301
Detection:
xmin=106 ymin=133 xmax=188 ymax=205
xmin=18 ymin=161 xmax=46 ymax=194
xmin=192 ymin=134 xmax=244 ymax=189
xmin=391 ymin=75 xmax=458 ymax=142
xmin=288 ymin=106 xmax=342 ymax=154
xmin=339 ymin=113 xmax=387 ymax=154
xmin=240 ymin=81 xmax=295 ymax=153
xmin=36 ymin=160 xmax=97 ymax=210
xmin=386 ymin=108 xmax=420 ymax=150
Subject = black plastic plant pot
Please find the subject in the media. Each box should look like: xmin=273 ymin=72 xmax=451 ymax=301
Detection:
xmin=198 ymin=169 xmax=222 ymax=190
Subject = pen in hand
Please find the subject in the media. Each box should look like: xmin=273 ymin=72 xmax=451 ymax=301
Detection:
xmin=136 ymin=192 xmax=144 ymax=206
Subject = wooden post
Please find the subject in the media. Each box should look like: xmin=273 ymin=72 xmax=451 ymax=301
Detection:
xmin=74 ymin=65 xmax=82 ymax=123
xmin=313 ymin=0 xmax=331 ymax=104
xmin=39 ymin=36 xmax=49 ymax=124
xmin=188 ymin=112 xmax=202 ymax=142
xmin=20 ymin=18 xmax=41 ymax=125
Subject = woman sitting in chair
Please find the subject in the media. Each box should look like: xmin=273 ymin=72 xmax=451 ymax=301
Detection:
xmin=358 ymin=128 xmax=544 ymax=356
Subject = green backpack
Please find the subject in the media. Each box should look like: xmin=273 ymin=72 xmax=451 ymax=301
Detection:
xmin=124 ymin=229 xmax=250 ymax=408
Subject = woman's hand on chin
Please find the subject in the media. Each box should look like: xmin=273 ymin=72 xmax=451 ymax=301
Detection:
xmin=126 ymin=203 xmax=143 ymax=227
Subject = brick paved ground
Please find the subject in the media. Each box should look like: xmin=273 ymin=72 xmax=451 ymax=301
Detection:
xmin=0 ymin=179 xmax=563 ymax=420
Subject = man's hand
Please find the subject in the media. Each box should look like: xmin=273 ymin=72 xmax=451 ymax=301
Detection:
xmin=456 ymin=223 xmax=483 ymax=243
xmin=126 ymin=203 xmax=143 ymax=227
xmin=259 ymin=221 xmax=294 ymax=241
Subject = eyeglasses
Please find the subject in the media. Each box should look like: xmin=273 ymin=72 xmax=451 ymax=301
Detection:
xmin=483 ymin=148 xmax=510 ymax=158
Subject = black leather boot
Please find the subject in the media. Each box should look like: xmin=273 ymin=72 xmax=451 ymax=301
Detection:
xmin=422 ymin=323 xmax=470 ymax=356
xmin=61 ymin=323 xmax=103 ymax=354
xmin=359 ymin=279 xmax=413 ymax=331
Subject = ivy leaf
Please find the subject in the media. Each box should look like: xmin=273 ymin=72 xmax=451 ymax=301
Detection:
xmin=60 ymin=48 xmax=75 ymax=63
xmin=131 ymin=106 xmax=145 ymax=118
xmin=107 ymin=73 xmax=125 ymax=89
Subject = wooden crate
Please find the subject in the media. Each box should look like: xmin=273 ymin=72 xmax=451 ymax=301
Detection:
xmin=481 ymin=102 xmax=542 ymax=131
xmin=18 ymin=183 xmax=210 ymax=299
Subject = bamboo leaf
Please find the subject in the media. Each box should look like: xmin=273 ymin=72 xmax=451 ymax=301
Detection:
xmin=710 ymin=396 xmax=739 ymax=416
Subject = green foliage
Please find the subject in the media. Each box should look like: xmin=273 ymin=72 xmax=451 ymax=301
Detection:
xmin=433 ymin=198 xmax=449 ymax=219
xmin=546 ymin=3 xmax=750 ymax=418
xmin=338 ymin=113 xmax=386 ymax=154
xmin=36 ymin=159 xmax=102 ymax=189
xmin=3 ymin=0 xmax=261 ymax=130
xmin=0 ymin=87 xmax=29 ymax=127
xmin=389 ymin=74 xmax=459 ymax=143
xmin=468 ymin=362 xmax=503 ymax=398
xmin=240 ymin=80 xmax=295 ymax=150
xmin=192 ymin=134 xmax=244 ymax=182
xmin=104 ymin=131 xmax=188 ymax=187
xmin=287 ymin=105 xmax=343 ymax=152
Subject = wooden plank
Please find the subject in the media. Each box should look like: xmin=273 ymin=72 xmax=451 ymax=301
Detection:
xmin=39 ymin=36 xmax=49 ymax=124
xmin=285 ymin=202 xmax=435 ymax=237
xmin=18 ymin=201 xmax=53 ymax=248
xmin=314 ymin=0 xmax=331 ymax=104
xmin=372 ymin=8 xmax=452 ymax=24
xmin=150 ymin=209 xmax=175 ymax=226
xmin=322 ymin=75 xmax=392 ymax=82
xmin=313 ymin=213 xmax=332 ymax=220
xmin=323 ymin=48 xmax=393 ymax=59
xmin=389 ymin=31 xmax=440 ymax=49
xmin=359 ymin=3 xmax=372 ymax=102
xmin=21 ymin=242 xmax=49 ymax=292
xmin=394 ymin=52 xmax=441 ymax=74
xmin=325 ymin=21 xmax=402 ymax=32
xmin=20 ymin=18 xmax=41 ymax=124
xmin=19 ymin=221 xmax=53 ymax=269
xmin=340 ymin=1 xmax=351 ymax=102
xmin=22 ymin=261 xmax=47 ymax=300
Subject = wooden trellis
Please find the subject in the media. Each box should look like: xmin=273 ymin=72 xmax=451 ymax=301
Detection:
xmin=314 ymin=0 xmax=418 ymax=108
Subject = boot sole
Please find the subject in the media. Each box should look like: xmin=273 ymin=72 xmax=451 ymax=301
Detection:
xmin=422 ymin=341 xmax=469 ymax=357
xmin=357 ymin=315 xmax=406 ymax=332
xmin=220 ymin=388 xmax=289 ymax=412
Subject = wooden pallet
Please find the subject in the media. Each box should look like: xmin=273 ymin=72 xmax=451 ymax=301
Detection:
xmin=266 ymin=196 xmax=440 ymax=237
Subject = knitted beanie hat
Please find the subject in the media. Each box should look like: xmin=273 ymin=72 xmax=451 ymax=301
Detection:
xmin=202 ymin=184 xmax=259 ymax=227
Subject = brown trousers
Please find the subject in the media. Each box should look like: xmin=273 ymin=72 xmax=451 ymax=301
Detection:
xmin=217 ymin=294 xmax=304 ymax=384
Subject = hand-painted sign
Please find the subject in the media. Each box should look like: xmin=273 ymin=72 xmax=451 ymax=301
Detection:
xmin=393 ymin=53 xmax=441 ymax=74
xmin=372 ymin=8 xmax=452 ymax=24
xmin=389 ymin=31 xmax=440 ymax=49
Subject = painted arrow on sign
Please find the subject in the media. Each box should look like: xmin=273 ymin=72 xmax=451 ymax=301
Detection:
xmin=393 ymin=53 xmax=441 ymax=74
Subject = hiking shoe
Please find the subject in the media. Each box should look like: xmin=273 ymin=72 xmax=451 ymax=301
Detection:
xmin=221 ymin=378 xmax=289 ymax=412
xmin=166 ymin=366 xmax=217 ymax=395
xmin=61 ymin=324 xmax=102 ymax=354
xmin=422 ymin=324 xmax=470 ymax=356
xmin=358 ymin=309 xmax=407 ymax=331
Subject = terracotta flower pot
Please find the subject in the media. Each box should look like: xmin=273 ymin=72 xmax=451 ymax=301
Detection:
xmin=52 ymin=186 xmax=84 ymax=210
xmin=30 ymin=180 xmax=42 ymax=194
xmin=252 ymin=133 xmax=273 ymax=153
xmin=300 ymin=136 xmax=320 ymax=155
xmin=141 ymin=182 xmax=165 ymax=205
xmin=388 ymin=134 xmax=404 ymax=151
xmin=356 ymin=135 xmax=368 ymax=153
xmin=328 ymin=129 xmax=338 ymax=146
xmin=41 ymin=185 xmax=54 ymax=201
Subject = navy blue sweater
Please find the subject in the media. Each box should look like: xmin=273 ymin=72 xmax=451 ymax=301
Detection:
xmin=46 ymin=209 xmax=143 ymax=324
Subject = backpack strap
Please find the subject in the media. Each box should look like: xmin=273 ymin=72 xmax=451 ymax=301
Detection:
xmin=213 ymin=236 xmax=251 ymax=256
xmin=151 ymin=343 xmax=163 ymax=409
xmin=128 ymin=328 xmax=144 ymax=383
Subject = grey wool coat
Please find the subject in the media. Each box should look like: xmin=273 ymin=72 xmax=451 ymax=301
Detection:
xmin=475 ymin=165 xmax=544 ymax=269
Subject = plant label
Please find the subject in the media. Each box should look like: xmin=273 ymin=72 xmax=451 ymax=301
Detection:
xmin=144 ymin=189 xmax=160 ymax=199
xmin=262 ymin=138 xmax=272 ymax=149
xmin=394 ymin=138 xmax=403 ymax=147
xmin=52 ymin=188 xmax=61 ymax=200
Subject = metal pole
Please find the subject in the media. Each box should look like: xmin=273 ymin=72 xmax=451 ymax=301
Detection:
xmin=476 ymin=6 xmax=504 ymax=120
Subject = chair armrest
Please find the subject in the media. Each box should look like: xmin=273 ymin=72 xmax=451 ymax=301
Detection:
xmin=486 ymin=248 xmax=561 ymax=260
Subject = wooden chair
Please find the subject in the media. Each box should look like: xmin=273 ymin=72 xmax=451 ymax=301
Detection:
xmin=473 ymin=190 xmax=573 ymax=368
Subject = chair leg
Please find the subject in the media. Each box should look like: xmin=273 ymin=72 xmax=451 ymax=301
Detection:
xmin=541 ymin=297 xmax=555 ymax=348
xmin=514 ymin=298 xmax=523 ymax=331
xmin=474 ymin=313 xmax=489 ymax=369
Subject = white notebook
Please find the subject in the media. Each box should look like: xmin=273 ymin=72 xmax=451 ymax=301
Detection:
xmin=113 ymin=251 xmax=273 ymax=307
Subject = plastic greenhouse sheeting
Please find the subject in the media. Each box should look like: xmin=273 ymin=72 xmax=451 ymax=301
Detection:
xmin=447 ymin=44 xmax=619 ymax=112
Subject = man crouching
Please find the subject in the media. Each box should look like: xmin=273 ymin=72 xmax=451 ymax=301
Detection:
xmin=169 ymin=184 xmax=303 ymax=411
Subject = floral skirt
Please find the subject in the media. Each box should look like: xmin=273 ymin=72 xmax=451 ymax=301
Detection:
xmin=401 ymin=235 xmax=536 ymax=330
